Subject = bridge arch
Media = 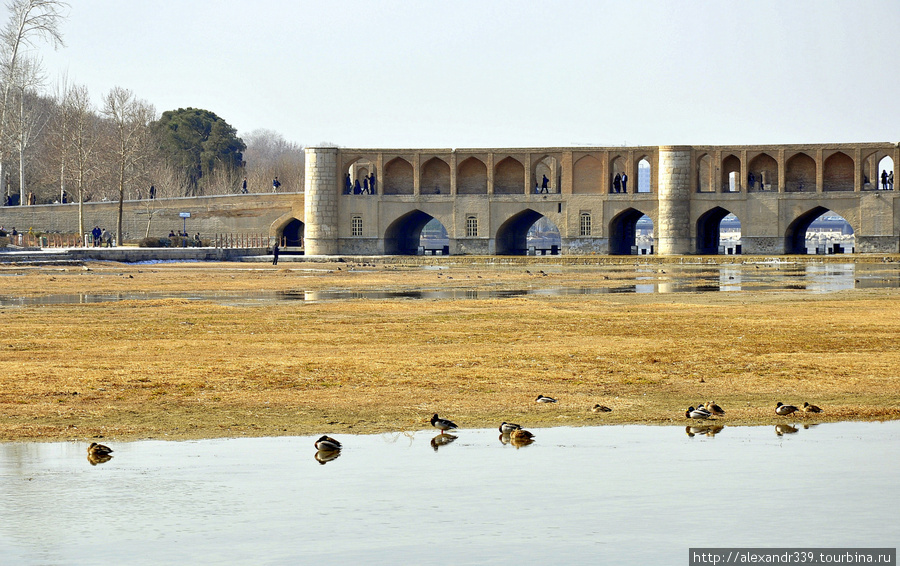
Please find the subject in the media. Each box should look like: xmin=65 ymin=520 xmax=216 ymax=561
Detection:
xmin=637 ymin=155 xmax=652 ymax=193
xmin=722 ymin=154 xmax=741 ymax=192
xmin=494 ymin=157 xmax=525 ymax=195
xmin=784 ymin=206 xmax=855 ymax=254
xmin=609 ymin=207 xmax=651 ymax=255
xmin=573 ymin=154 xmax=603 ymax=194
xmin=342 ymin=155 xmax=378 ymax=194
xmin=457 ymin=157 xmax=487 ymax=195
xmin=748 ymin=152 xmax=778 ymax=191
xmin=271 ymin=214 xmax=304 ymax=247
xmin=421 ymin=157 xmax=451 ymax=195
xmin=785 ymin=152 xmax=816 ymax=192
xmin=878 ymin=155 xmax=894 ymax=190
xmin=824 ymin=151 xmax=854 ymax=191
xmin=384 ymin=209 xmax=446 ymax=254
xmin=383 ymin=157 xmax=414 ymax=195
xmin=697 ymin=153 xmax=713 ymax=192
xmin=533 ymin=155 xmax=559 ymax=194
xmin=610 ymin=155 xmax=626 ymax=192
xmin=696 ymin=206 xmax=736 ymax=254
xmin=496 ymin=209 xmax=545 ymax=255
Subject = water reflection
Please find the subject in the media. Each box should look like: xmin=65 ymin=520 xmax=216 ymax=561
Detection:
xmin=430 ymin=433 xmax=457 ymax=451
xmin=314 ymin=450 xmax=341 ymax=465
xmin=775 ymin=424 xmax=800 ymax=436
xmin=685 ymin=424 xmax=725 ymax=438
xmin=0 ymin=422 xmax=897 ymax=564
xmin=87 ymin=453 xmax=112 ymax=466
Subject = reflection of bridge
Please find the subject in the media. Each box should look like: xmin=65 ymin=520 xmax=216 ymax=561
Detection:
xmin=298 ymin=143 xmax=899 ymax=255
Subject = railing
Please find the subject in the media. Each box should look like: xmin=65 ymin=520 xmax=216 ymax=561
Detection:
xmin=213 ymin=233 xmax=274 ymax=248
xmin=1 ymin=233 xmax=84 ymax=248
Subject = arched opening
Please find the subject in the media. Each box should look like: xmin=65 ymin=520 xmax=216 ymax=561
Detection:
xmin=697 ymin=154 xmax=712 ymax=193
xmin=421 ymin=157 xmax=451 ymax=195
xmin=637 ymin=157 xmax=651 ymax=193
xmin=786 ymin=207 xmax=855 ymax=254
xmin=420 ymin=218 xmax=450 ymax=254
xmin=785 ymin=153 xmax=816 ymax=192
xmin=609 ymin=208 xmax=652 ymax=255
xmin=383 ymin=157 xmax=414 ymax=195
xmin=878 ymin=155 xmax=894 ymax=190
xmin=722 ymin=155 xmax=740 ymax=192
xmin=343 ymin=156 xmax=377 ymax=194
xmin=573 ymin=154 xmax=602 ymax=194
xmin=496 ymin=209 xmax=553 ymax=255
xmin=533 ymin=155 xmax=559 ymax=194
xmin=823 ymin=152 xmax=854 ymax=191
xmin=696 ymin=207 xmax=740 ymax=255
xmin=748 ymin=153 xmax=778 ymax=192
xmin=610 ymin=156 xmax=626 ymax=193
xmin=494 ymin=157 xmax=525 ymax=195
xmin=281 ymin=219 xmax=304 ymax=247
xmin=457 ymin=157 xmax=488 ymax=195
xmin=384 ymin=210 xmax=437 ymax=254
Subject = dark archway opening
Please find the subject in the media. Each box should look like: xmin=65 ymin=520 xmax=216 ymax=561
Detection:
xmin=696 ymin=207 xmax=740 ymax=254
xmin=420 ymin=218 xmax=450 ymax=254
xmin=282 ymin=219 xmax=304 ymax=247
xmin=385 ymin=210 xmax=438 ymax=255
xmin=610 ymin=209 xmax=650 ymax=255
xmin=786 ymin=207 xmax=854 ymax=254
xmin=496 ymin=209 xmax=558 ymax=255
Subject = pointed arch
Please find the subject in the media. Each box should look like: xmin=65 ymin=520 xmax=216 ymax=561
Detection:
xmin=610 ymin=156 xmax=626 ymax=192
xmin=533 ymin=155 xmax=558 ymax=194
xmin=637 ymin=156 xmax=651 ymax=193
xmin=722 ymin=155 xmax=741 ymax=192
xmin=696 ymin=207 xmax=738 ymax=254
xmin=573 ymin=154 xmax=602 ymax=194
xmin=823 ymin=152 xmax=854 ymax=191
xmin=609 ymin=208 xmax=650 ymax=255
xmin=421 ymin=157 xmax=451 ymax=195
xmin=494 ymin=157 xmax=525 ymax=195
xmin=785 ymin=153 xmax=816 ymax=192
xmin=383 ymin=157 xmax=414 ymax=195
xmin=697 ymin=153 xmax=712 ymax=193
xmin=457 ymin=157 xmax=487 ymax=195
xmin=748 ymin=153 xmax=778 ymax=191
xmin=495 ymin=209 xmax=543 ymax=255
xmin=384 ymin=209 xmax=435 ymax=254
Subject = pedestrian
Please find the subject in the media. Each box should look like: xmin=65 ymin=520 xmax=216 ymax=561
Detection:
xmin=354 ymin=179 xmax=361 ymax=194
xmin=613 ymin=173 xmax=621 ymax=193
xmin=272 ymin=242 xmax=279 ymax=265
xmin=149 ymin=185 xmax=156 ymax=199
xmin=541 ymin=175 xmax=549 ymax=193
xmin=92 ymin=226 xmax=101 ymax=247
xmin=881 ymin=170 xmax=888 ymax=190
xmin=889 ymin=171 xmax=894 ymax=191
xmin=241 ymin=178 xmax=248 ymax=194
xmin=369 ymin=172 xmax=377 ymax=194
xmin=621 ymin=173 xmax=628 ymax=193
xmin=272 ymin=177 xmax=281 ymax=193
xmin=363 ymin=177 xmax=369 ymax=194
xmin=748 ymin=172 xmax=755 ymax=189
xmin=100 ymin=228 xmax=110 ymax=247
xmin=345 ymin=174 xmax=352 ymax=194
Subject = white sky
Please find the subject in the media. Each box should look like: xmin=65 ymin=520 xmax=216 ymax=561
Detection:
xmin=9 ymin=0 xmax=900 ymax=149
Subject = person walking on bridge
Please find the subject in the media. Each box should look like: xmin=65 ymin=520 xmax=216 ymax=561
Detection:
xmin=882 ymin=170 xmax=889 ymax=190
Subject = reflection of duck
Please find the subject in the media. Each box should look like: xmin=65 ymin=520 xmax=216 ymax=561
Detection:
xmin=775 ymin=402 xmax=799 ymax=416
xmin=802 ymin=402 xmax=823 ymax=413
xmin=685 ymin=406 xmax=711 ymax=419
xmin=431 ymin=413 xmax=458 ymax=434
xmin=591 ymin=404 xmax=612 ymax=413
xmin=498 ymin=433 xmax=510 ymax=445
xmin=510 ymin=429 xmax=535 ymax=448
xmin=535 ymin=395 xmax=557 ymax=403
xmin=314 ymin=435 xmax=342 ymax=451
xmin=499 ymin=422 xmax=522 ymax=434
xmin=431 ymin=433 xmax=457 ymax=451
xmin=87 ymin=453 xmax=112 ymax=466
xmin=775 ymin=424 xmax=799 ymax=436
xmin=685 ymin=424 xmax=725 ymax=438
xmin=704 ymin=401 xmax=725 ymax=416
xmin=87 ymin=442 xmax=113 ymax=457
xmin=315 ymin=450 xmax=342 ymax=464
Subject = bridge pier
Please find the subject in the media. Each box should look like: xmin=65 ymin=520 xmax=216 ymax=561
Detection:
xmin=656 ymin=146 xmax=692 ymax=254
xmin=303 ymin=147 xmax=339 ymax=255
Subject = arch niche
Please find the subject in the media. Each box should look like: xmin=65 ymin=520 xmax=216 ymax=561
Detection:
xmin=823 ymin=152 xmax=854 ymax=191
xmin=420 ymin=157 xmax=451 ymax=195
xmin=457 ymin=157 xmax=488 ymax=195
xmin=697 ymin=154 xmax=712 ymax=193
xmin=722 ymin=155 xmax=740 ymax=192
xmin=383 ymin=157 xmax=414 ymax=195
xmin=785 ymin=153 xmax=816 ymax=193
xmin=494 ymin=157 xmax=525 ymax=195
xmin=573 ymin=155 xmax=602 ymax=194
xmin=637 ymin=156 xmax=651 ymax=193
xmin=748 ymin=153 xmax=778 ymax=191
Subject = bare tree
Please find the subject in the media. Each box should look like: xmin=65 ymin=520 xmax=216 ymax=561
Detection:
xmin=58 ymin=83 xmax=98 ymax=235
xmin=101 ymin=86 xmax=154 ymax=244
xmin=242 ymin=128 xmax=304 ymax=194
xmin=9 ymin=55 xmax=48 ymax=201
xmin=0 ymin=0 xmax=67 ymax=204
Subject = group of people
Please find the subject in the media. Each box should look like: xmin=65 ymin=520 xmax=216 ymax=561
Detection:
xmin=90 ymin=226 xmax=113 ymax=247
xmin=748 ymin=172 xmax=768 ymax=190
xmin=345 ymin=173 xmax=377 ymax=195
xmin=612 ymin=173 xmax=628 ymax=193
xmin=880 ymin=170 xmax=894 ymax=191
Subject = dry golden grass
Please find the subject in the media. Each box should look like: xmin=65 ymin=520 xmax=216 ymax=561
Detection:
xmin=1 ymin=259 xmax=899 ymax=441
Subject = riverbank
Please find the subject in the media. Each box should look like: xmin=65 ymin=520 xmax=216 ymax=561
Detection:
xmin=1 ymin=259 xmax=899 ymax=441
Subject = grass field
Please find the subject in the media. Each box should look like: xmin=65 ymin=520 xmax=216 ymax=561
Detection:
xmin=1 ymin=259 xmax=899 ymax=441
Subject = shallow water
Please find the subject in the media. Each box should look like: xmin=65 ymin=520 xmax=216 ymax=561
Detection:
xmin=1 ymin=422 xmax=897 ymax=565
xmin=0 ymin=263 xmax=898 ymax=307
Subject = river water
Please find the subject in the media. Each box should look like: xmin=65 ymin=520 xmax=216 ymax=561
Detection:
xmin=1 ymin=422 xmax=897 ymax=565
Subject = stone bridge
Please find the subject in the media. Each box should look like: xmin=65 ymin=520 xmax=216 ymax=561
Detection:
xmin=301 ymin=143 xmax=899 ymax=255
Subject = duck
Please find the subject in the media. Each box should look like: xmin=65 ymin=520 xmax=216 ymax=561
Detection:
xmin=802 ymin=402 xmax=823 ymax=413
xmin=499 ymin=421 xmax=522 ymax=434
xmin=591 ymin=404 xmax=612 ymax=413
xmin=685 ymin=406 xmax=711 ymax=419
xmin=87 ymin=442 xmax=113 ymax=457
xmin=510 ymin=429 xmax=534 ymax=441
xmin=431 ymin=413 xmax=459 ymax=434
xmin=535 ymin=395 xmax=557 ymax=403
xmin=314 ymin=435 xmax=342 ymax=451
xmin=775 ymin=402 xmax=799 ymax=416
xmin=704 ymin=401 xmax=725 ymax=416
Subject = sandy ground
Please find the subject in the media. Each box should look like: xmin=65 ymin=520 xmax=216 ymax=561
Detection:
xmin=1 ymin=257 xmax=899 ymax=442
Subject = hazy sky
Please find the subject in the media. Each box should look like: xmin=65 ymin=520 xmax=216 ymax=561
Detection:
xmin=10 ymin=0 xmax=900 ymax=149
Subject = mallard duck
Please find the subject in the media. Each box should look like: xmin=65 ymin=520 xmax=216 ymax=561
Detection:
xmin=431 ymin=413 xmax=458 ymax=434
xmin=802 ymin=402 xmax=823 ymax=413
xmin=775 ymin=402 xmax=799 ymax=416
xmin=87 ymin=442 xmax=113 ymax=457
xmin=314 ymin=435 xmax=342 ymax=451
xmin=685 ymin=406 xmax=711 ymax=419
xmin=535 ymin=395 xmax=557 ymax=403
xmin=591 ymin=404 xmax=612 ymax=413
xmin=705 ymin=401 xmax=725 ymax=416
xmin=499 ymin=421 xmax=522 ymax=434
